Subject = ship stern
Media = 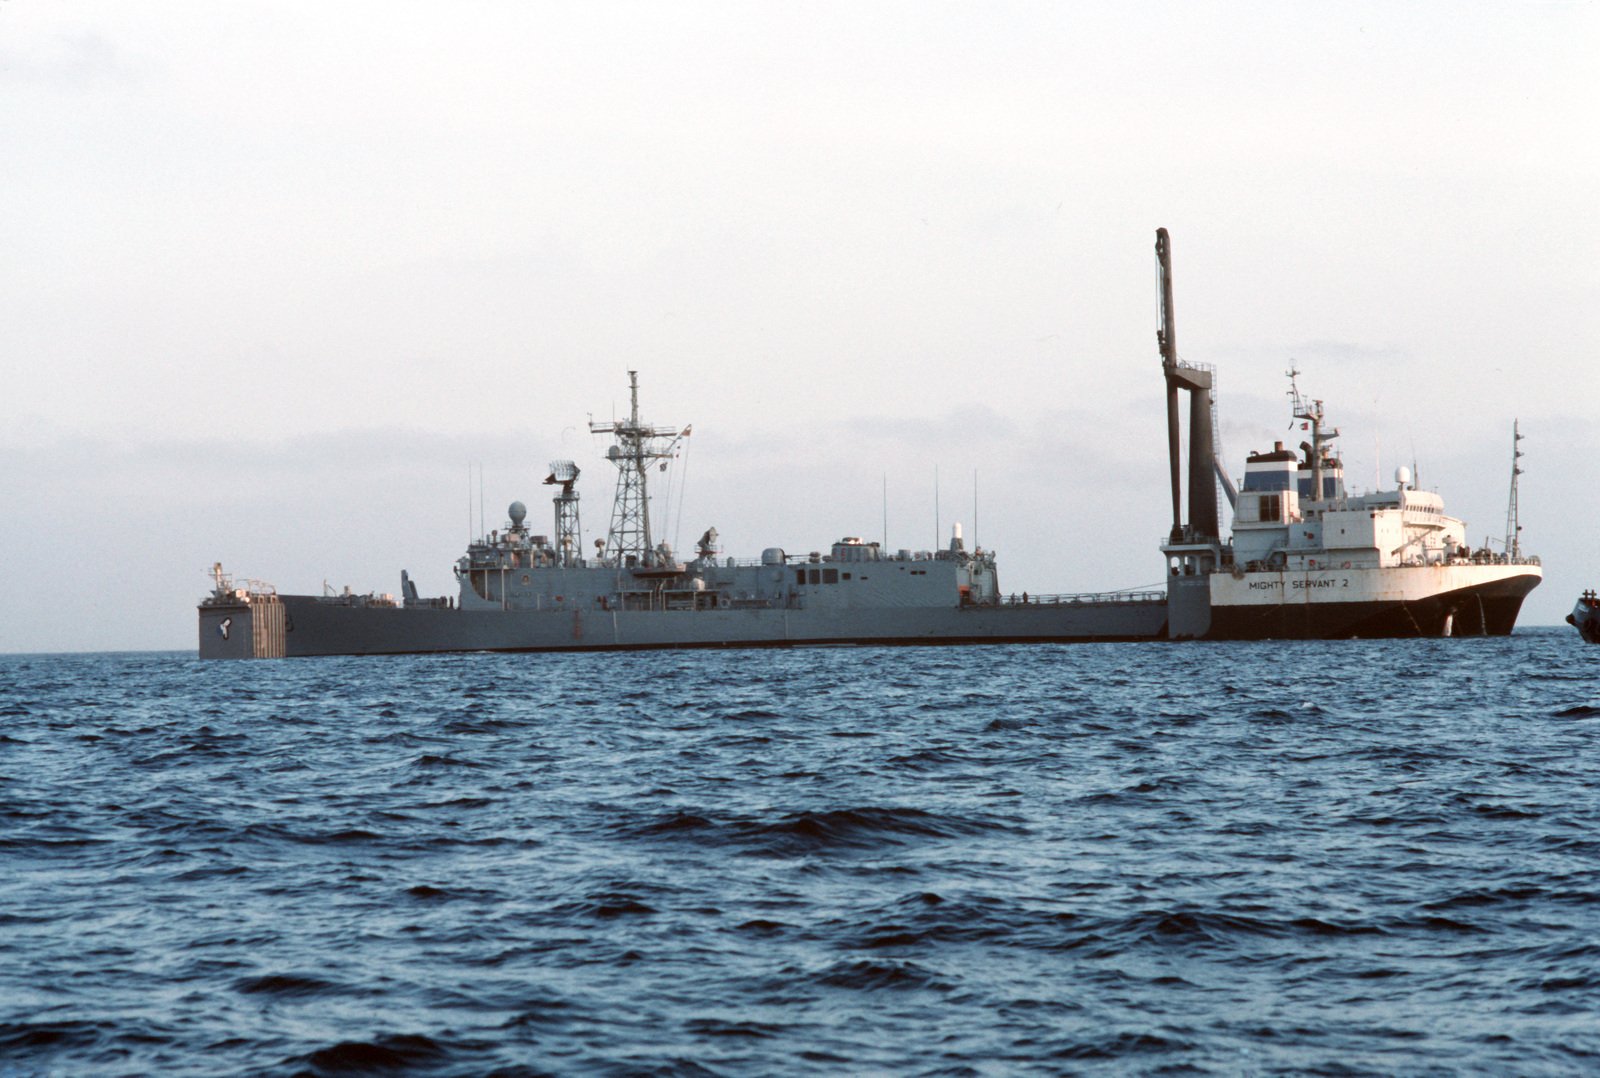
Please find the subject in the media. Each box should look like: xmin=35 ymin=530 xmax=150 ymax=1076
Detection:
xmin=198 ymin=596 xmax=287 ymax=659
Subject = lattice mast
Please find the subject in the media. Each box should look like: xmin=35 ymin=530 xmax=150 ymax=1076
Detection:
xmin=589 ymin=371 xmax=687 ymax=566
xmin=1504 ymin=419 xmax=1524 ymax=560
xmin=544 ymin=460 xmax=582 ymax=567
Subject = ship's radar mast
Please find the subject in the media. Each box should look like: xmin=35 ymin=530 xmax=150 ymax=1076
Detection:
xmin=1287 ymin=367 xmax=1340 ymax=502
xmin=589 ymin=371 xmax=689 ymax=567
xmin=544 ymin=460 xmax=582 ymax=567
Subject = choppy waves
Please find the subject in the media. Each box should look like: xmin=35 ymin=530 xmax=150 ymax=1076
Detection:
xmin=2 ymin=632 xmax=1598 ymax=1074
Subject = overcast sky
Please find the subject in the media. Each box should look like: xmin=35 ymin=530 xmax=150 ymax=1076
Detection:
xmin=3 ymin=1 xmax=1596 ymax=652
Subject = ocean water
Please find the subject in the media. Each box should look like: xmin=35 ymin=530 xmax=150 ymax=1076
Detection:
xmin=2 ymin=630 xmax=1597 ymax=1076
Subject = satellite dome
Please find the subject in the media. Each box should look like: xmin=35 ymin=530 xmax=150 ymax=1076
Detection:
xmin=508 ymin=501 xmax=527 ymax=526
xmin=1394 ymin=466 xmax=1412 ymax=490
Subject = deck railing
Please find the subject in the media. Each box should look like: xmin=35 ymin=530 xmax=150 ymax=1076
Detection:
xmin=995 ymin=590 xmax=1166 ymax=607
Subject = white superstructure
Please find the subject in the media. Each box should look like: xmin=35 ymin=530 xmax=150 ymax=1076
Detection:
xmin=1164 ymin=369 xmax=1541 ymax=639
xmin=1153 ymin=229 xmax=1540 ymax=639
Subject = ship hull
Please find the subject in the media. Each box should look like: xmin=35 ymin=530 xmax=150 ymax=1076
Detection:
xmin=1194 ymin=563 xmax=1541 ymax=640
xmin=200 ymin=563 xmax=1545 ymax=655
xmin=198 ymin=565 xmax=1548 ymax=656
xmin=1569 ymin=597 xmax=1600 ymax=644
xmin=199 ymin=595 xmax=1170 ymax=658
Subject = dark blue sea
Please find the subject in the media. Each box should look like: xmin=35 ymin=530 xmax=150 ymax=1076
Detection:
xmin=3 ymin=631 xmax=1597 ymax=1076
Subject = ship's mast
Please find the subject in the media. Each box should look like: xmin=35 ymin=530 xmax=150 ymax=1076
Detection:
xmin=544 ymin=460 xmax=582 ymax=567
xmin=1287 ymin=368 xmax=1338 ymax=501
xmin=589 ymin=371 xmax=687 ymax=567
xmin=1504 ymin=419 xmax=1523 ymax=560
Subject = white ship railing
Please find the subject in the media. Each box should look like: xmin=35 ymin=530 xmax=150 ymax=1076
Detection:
xmin=1450 ymin=552 xmax=1541 ymax=567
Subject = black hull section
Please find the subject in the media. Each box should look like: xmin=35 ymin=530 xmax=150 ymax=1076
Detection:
xmin=1204 ymin=575 xmax=1538 ymax=640
xmin=1569 ymin=605 xmax=1600 ymax=644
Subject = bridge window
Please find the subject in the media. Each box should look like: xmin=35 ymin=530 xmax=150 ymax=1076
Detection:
xmin=823 ymin=569 xmax=838 ymax=584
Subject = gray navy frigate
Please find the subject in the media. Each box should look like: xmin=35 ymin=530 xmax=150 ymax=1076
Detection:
xmin=200 ymin=371 xmax=1168 ymax=658
xmin=199 ymin=230 xmax=1542 ymax=658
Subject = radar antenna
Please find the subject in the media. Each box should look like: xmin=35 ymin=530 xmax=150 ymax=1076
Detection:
xmin=588 ymin=371 xmax=688 ymax=567
xmin=544 ymin=459 xmax=582 ymax=567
